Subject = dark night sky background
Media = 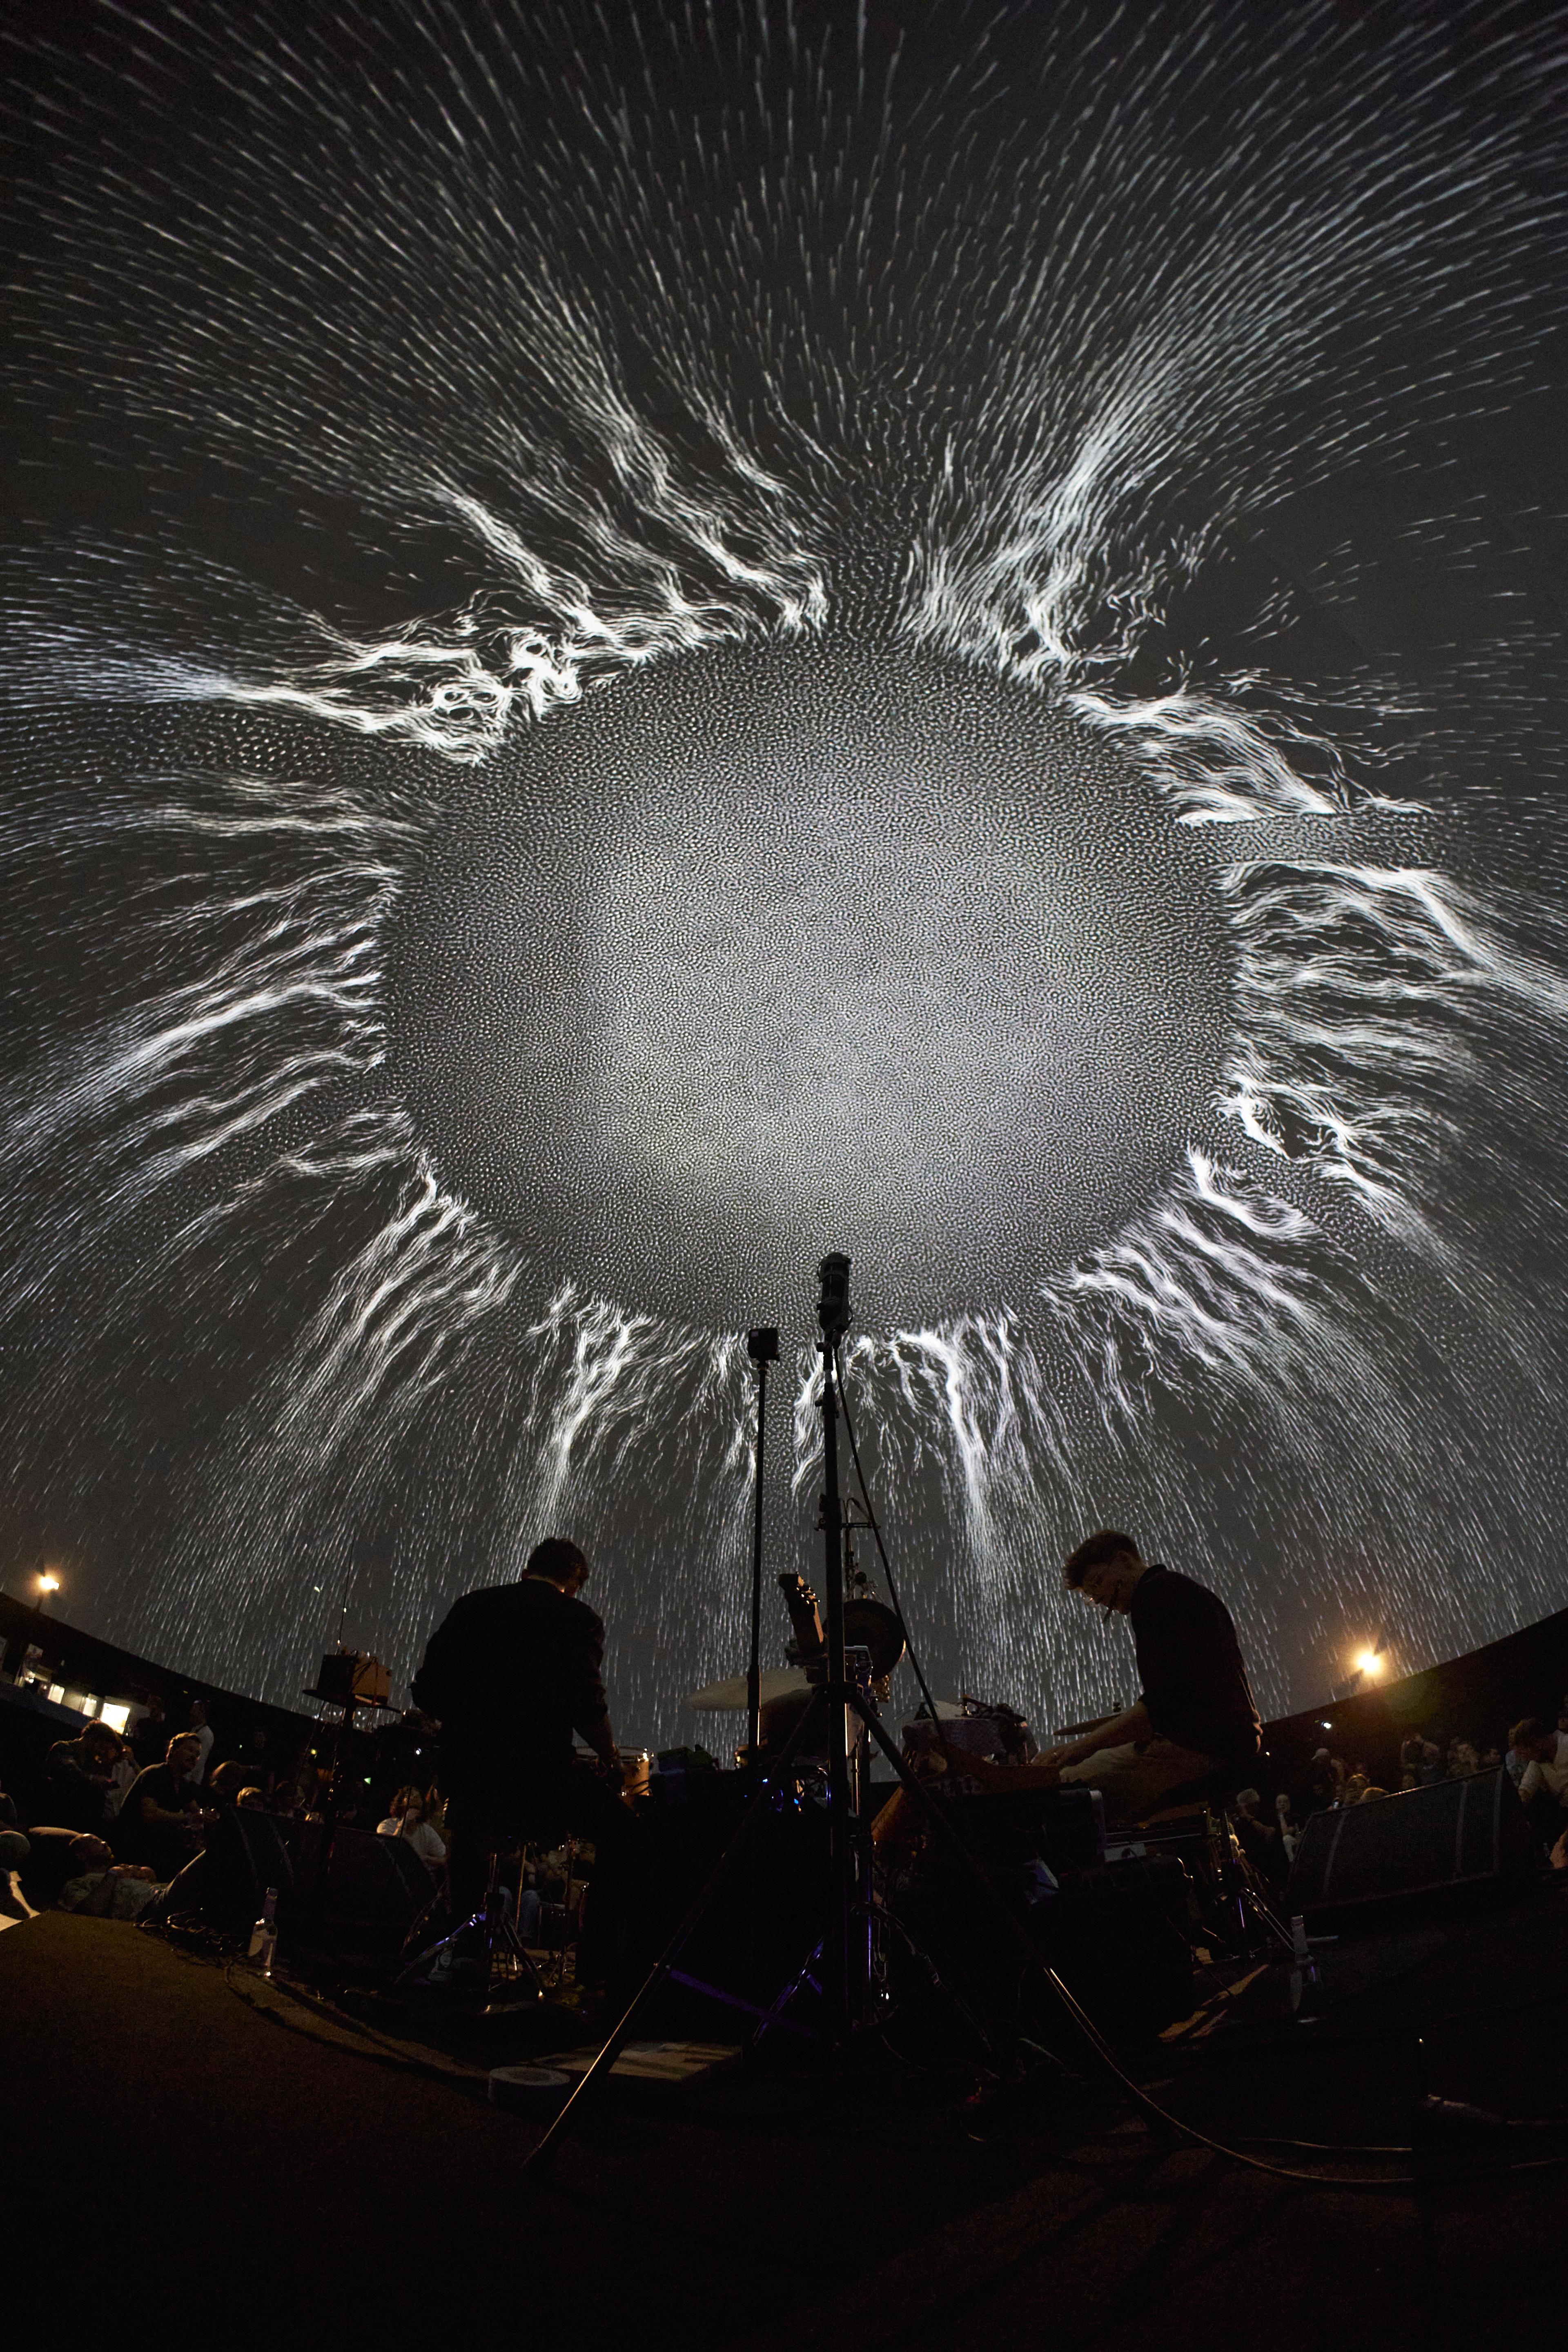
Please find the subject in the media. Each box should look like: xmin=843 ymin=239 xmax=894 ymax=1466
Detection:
xmin=4 ymin=0 xmax=1568 ymax=1745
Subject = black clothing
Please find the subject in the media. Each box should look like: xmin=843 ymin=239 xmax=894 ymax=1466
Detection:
xmin=1129 ymin=1564 xmax=1261 ymax=1767
xmin=131 ymin=1712 xmax=170 ymax=1769
xmin=115 ymin=1762 xmax=198 ymax=1872
xmin=42 ymin=1739 xmax=115 ymax=1831
xmin=412 ymin=1577 xmax=610 ymax=1809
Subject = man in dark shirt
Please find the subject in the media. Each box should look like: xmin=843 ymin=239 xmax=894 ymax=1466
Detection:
xmin=114 ymin=1733 xmax=205 ymax=1877
xmin=412 ymin=1537 xmax=636 ymax=1946
xmin=42 ymin=1722 xmax=123 ymax=1831
xmin=1040 ymin=1529 xmax=1262 ymax=1824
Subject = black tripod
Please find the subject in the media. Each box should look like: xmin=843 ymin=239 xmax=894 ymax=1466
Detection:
xmin=523 ymin=1252 xmax=1089 ymax=2175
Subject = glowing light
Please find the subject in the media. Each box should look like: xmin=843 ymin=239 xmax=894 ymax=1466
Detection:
xmin=36 ymin=1573 xmax=61 ymax=1598
xmin=1354 ymin=1649 xmax=1385 ymax=1680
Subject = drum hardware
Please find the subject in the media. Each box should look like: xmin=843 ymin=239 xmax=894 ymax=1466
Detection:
xmin=1127 ymin=1806 xmax=1292 ymax=1963
xmin=395 ymin=1844 xmax=548 ymax=2011
xmin=523 ymin=1252 xmax=1133 ymax=2179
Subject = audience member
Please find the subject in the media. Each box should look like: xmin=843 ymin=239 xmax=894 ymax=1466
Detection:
xmin=1232 ymin=1787 xmax=1287 ymax=1886
xmin=375 ymin=1786 xmax=448 ymax=1872
xmin=1508 ymin=1718 xmax=1568 ymax=1847
xmin=186 ymin=1699 xmax=215 ymax=1784
xmin=42 ymin=1722 xmax=123 ymax=1831
xmin=107 ymin=1741 xmax=138 ymax=1815
xmin=0 ymin=1772 xmax=28 ymax=1915
xmin=206 ymin=1760 xmax=248 ymax=1811
xmin=56 ymin=1834 xmax=165 ymax=1921
xmin=236 ymin=1788 xmax=267 ymax=1811
xmin=115 ymin=1733 xmax=204 ymax=1878
xmin=130 ymin=1692 xmax=169 ymax=1768
xmin=235 ymin=1721 xmax=275 ymax=1795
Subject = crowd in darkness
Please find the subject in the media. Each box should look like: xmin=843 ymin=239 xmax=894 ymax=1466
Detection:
xmin=1224 ymin=1693 xmax=1568 ymax=1888
xmin=0 ymin=1692 xmax=450 ymax=1922
xmin=4 ymin=1682 xmax=1567 ymax=1928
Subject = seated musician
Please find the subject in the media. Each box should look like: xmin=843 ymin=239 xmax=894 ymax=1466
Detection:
xmin=411 ymin=1537 xmax=637 ymax=1976
xmin=1040 ymin=1530 xmax=1262 ymax=1823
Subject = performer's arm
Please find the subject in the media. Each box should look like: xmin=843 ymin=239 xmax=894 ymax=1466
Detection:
xmin=571 ymin=1611 xmax=620 ymax=1773
xmin=578 ymin=1709 xmax=621 ymax=1771
xmin=1038 ymin=1698 xmax=1152 ymax=1771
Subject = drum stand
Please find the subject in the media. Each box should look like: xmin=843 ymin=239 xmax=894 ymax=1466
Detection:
xmin=523 ymin=1256 xmax=1086 ymax=2177
xmin=395 ymin=1847 xmax=546 ymax=2010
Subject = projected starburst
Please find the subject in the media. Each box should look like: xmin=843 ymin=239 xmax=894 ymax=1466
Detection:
xmin=4 ymin=0 xmax=1568 ymax=1738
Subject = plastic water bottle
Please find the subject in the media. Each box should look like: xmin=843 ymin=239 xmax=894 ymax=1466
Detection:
xmin=248 ymin=1885 xmax=278 ymax=1977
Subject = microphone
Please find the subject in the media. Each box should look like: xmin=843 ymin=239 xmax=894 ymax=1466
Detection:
xmin=817 ymin=1253 xmax=851 ymax=1337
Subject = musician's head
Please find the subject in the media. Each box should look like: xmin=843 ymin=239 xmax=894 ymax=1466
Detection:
xmin=1063 ymin=1529 xmax=1146 ymax=1614
xmin=526 ymin=1537 xmax=590 ymax=1597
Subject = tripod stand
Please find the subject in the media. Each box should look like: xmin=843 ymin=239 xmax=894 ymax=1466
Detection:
xmin=396 ymin=1846 xmax=546 ymax=2009
xmin=523 ymin=1253 xmax=1096 ymax=2176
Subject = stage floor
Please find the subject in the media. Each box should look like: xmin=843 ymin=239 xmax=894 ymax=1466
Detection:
xmin=4 ymin=1898 xmax=1564 ymax=2350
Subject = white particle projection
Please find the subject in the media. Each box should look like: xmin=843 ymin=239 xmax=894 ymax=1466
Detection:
xmin=3 ymin=0 xmax=1568 ymax=1741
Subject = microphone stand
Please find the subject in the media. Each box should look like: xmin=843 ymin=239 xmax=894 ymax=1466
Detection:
xmin=744 ymin=1327 xmax=780 ymax=1761
xmin=814 ymin=1261 xmax=868 ymax=2035
xmin=522 ymin=1253 xmax=1115 ymax=2178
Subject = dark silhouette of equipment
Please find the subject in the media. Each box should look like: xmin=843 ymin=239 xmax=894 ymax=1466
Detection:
xmin=1287 ymin=1768 xmax=1536 ymax=1922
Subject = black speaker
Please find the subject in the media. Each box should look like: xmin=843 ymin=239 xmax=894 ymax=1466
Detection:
xmin=1286 ymin=1768 xmax=1536 ymax=1922
xmin=290 ymin=1821 xmax=438 ymax=1966
xmin=159 ymin=1806 xmax=296 ymax=1932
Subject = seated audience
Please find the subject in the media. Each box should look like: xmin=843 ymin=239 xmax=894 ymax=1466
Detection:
xmin=1508 ymin=1717 xmax=1568 ymax=1846
xmin=115 ymin=1733 xmax=205 ymax=1878
xmin=56 ymin=1834 xmax=165 ymax=1921
xmin=0 ymin=1773 xmax=28 ymax=1914
xmin=1273 ymin=1793 xmax=1303 ymax=1860
xmin=42 ymin=1722 xmax=123 ymax=1831
xmin=235 ymin=1720 xmax=275 ymax=1795
xmin=107 ymin=1741 xmax=138 ymax=1815
xmin=206 ymin=1760 xmax=249 ymax=1811
xmin=376 ymin=1786 xmax=448 ymax=1872
xmin=1233 ymin=1787 xmax=1287 ymax=1886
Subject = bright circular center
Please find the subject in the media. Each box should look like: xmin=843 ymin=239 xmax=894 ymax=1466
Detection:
xmin=388 ymin=639 xmax=1230 ymax=1328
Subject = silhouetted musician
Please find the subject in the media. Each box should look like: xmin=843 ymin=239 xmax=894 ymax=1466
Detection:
xmin=1039 ymin=1529 xmax=1261 ymax=1822
xmin=411 ymin=1537 xmax=637 ymax=1964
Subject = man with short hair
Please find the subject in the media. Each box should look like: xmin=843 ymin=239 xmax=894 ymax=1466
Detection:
xmin=1039 ymin=1530 xmax=1261 ymax=1824
xmin=412 ymin=1538 xmax=637 ymax=1960
xmin=114 ymin=1734 xmax=204 ymax=1878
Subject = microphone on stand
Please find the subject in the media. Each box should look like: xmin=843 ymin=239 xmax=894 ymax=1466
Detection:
xmin=817 ymin=1252 xmax=851 ymax=1338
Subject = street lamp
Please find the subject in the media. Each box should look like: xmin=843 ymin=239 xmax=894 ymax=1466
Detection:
xmin=35 ymin=1570 xmax=61 ymax=1614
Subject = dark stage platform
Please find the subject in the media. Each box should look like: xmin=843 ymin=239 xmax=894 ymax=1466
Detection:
xmin=4 ymin=1895 xmax=1565 ymax=2351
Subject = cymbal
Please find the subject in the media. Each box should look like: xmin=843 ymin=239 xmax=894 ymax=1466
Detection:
xmin=686 ymin=1665 xmax=811 ymax=1712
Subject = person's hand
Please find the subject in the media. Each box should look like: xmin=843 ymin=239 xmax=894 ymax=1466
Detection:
xmin=1036 ymin=1745 xmax=1078 ymax=1772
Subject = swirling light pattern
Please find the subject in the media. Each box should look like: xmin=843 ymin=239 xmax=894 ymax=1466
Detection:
xmin=4 ymin=0 xmax=1568 ymax=1739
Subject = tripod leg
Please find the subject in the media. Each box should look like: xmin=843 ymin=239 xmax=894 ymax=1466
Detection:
xmin=521 ymin=1701 xmax=825 ymax=2177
